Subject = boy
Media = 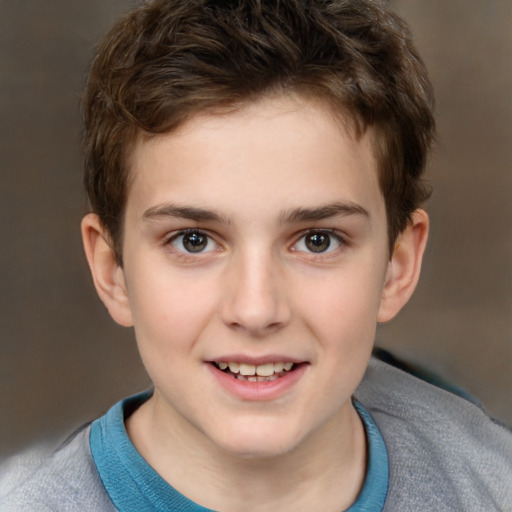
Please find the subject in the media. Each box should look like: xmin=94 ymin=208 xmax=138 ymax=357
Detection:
xmin=1 ymin=0 xmax=511 ymax=510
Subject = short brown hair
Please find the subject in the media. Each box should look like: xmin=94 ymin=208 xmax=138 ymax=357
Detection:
xmin=83 ymin=0 xmax=435 ymax=263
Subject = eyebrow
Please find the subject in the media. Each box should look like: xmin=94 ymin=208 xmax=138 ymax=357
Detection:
xmin=281 ymin=202 xmax=370 ymax=223
xmin=142 ymin=201 xmax=369 ymax=225
xmin=143 ymin=204 xmax=229 ymax=223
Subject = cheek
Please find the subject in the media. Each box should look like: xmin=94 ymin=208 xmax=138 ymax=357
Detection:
xmin=297 ymin=272 xmax=381 ymax=326
xmin=128 ymin=270 xmax=219 ymax=355
xmin=295 ymin=265 xmax=385 ymax=346
xmin=131 ymin=282 xmax=218 ymax=393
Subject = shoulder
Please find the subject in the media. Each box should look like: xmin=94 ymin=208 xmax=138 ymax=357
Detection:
xmin=0 ymin=424 xmax=115 ymax=512
xmin=355 ymin=357 xmax=512 ymax=511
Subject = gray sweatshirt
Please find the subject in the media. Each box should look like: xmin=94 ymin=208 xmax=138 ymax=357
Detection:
xmin=1 ymin=358 xmax=511 ymax=511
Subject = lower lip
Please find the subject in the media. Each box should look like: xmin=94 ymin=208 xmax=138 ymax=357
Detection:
xmin=207 ymin=363 xmax=308 ymax=401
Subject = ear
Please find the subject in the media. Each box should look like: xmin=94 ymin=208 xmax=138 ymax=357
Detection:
xmin=81 ymin=213 xmax=133 ymax=327
xmin=377 ymin=209 xmax=429 ymax=323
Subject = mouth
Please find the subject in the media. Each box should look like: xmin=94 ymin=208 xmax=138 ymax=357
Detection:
xmin=210 ymin=361 xmax=300 ymax=382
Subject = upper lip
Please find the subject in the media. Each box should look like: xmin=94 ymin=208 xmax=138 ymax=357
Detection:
xmin=208 ymin=355 xmax=306 ymax=365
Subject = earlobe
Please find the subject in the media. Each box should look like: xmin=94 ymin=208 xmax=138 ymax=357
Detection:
xmin=81 ymin=213 xmax=133 ymax=327
xmin=377 ymin=209 xmax=429 ymax=323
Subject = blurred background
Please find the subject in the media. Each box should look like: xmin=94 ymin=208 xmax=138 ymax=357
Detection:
xmin=1 ymin=0 xmax=511 ymax=458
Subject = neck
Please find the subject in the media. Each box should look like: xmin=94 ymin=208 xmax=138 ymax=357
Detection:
xmin=126 ymin=395 xmax=367 ymax=512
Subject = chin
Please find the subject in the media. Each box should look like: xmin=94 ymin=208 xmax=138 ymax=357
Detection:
xmin=207 ymin=419 xmax=306 ymax=460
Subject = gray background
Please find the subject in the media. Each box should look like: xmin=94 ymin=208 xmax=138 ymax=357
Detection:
xmin=1 ymin=0 xmax=511 ymax=458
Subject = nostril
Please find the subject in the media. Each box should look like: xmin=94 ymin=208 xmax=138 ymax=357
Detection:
xmin=226 ymin=319 xmax=285 ymax=337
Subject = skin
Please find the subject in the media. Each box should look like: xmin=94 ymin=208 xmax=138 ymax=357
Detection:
xmin=82 ymin=95 xmax=428 ymax=511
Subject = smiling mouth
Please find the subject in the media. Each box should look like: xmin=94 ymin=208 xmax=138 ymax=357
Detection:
xmin=211 ymin=361 xmax=299 ymax=382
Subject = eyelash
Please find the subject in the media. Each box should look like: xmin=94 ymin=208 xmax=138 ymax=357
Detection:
xmin=164 ymin=228 xmax=347 ymax=258
xmin=291 ymin=229 xmax=346 ymax=256
xmin=166 ymin=229 xmax=219 ymax=256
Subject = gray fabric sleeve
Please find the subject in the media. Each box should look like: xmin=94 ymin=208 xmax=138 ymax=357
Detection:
xmin=355 ymin=358 xmax=512 ymax=512
xmin=0 ymin=425 xmax=116 ymax=512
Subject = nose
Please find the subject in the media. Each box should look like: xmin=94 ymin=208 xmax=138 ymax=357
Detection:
xmin=220 ymin=249 xmax=291 ymax=337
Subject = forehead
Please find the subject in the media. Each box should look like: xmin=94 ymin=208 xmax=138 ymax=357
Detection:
xmin=125 ymin=95 xmax=384 ymax=223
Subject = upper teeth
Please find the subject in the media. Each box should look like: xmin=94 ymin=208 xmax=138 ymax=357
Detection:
xmin=218 ymin=361 xmax=294 ymax=376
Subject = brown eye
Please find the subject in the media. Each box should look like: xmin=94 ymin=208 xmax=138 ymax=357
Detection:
xmin=305 ymin=232 xmax=331 ymax=253
xmin=293 ymin=231 xmax=343 ymax=254
xmin=183 ymin=232 xmax=208 ymax=252
xmin=171 ymin=230 xmax=216 ymax=253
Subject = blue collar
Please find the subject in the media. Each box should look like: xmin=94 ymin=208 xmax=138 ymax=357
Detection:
xmin=90 ymin=392 xmax=388 ymax=511
xmin=349 ymin=400 xmax=389 ymax=511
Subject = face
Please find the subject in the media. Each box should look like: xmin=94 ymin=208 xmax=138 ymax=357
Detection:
xmin=97 ymin=96 xmax=400 ymax=459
